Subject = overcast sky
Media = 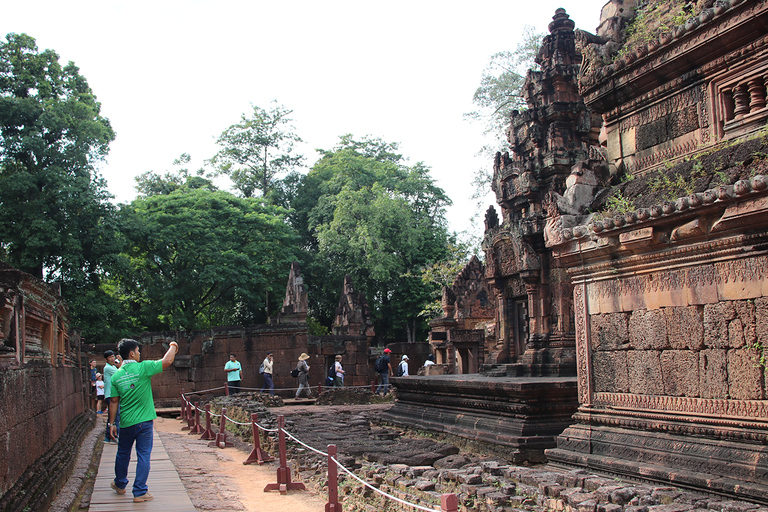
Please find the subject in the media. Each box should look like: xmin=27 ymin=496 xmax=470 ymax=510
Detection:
xmin=3 ymin=0 xmax=607 ymax=234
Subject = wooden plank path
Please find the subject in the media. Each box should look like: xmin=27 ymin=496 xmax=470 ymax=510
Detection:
xmin=90 ymin=428 xmax=197 ymax=512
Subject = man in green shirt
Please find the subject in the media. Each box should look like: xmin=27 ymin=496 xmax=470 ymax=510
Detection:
xmin=108 ymin=338 xmax=178 ymax=502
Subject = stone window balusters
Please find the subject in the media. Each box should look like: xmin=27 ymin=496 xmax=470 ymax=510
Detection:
xmin=733 ymin=83 xmax=751 ymax=116
xmin=748 ymin=76 xmax=767 ymax=112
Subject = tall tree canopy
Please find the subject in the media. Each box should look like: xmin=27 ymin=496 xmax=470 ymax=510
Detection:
xmin=292 ymin=135 xmax=452 ymax=342
xmin=119 ymin=182 xmax=298 ymax=331
xmin=0 ymin=33 xmax=122 ymax=340
xmin=0 ymin=33 xmax=117 ymax=279
xmin=210 ymin=101 xmax=303 ymax=200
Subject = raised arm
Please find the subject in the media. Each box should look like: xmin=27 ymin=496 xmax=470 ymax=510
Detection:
xmin=162 ymin=341 xmax=179 ymax=370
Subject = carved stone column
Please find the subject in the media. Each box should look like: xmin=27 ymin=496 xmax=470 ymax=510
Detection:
xmin=748 ymin=76 xmax=767 ymax=112
xmin=734 ymin=83 xmax=751 ymax=116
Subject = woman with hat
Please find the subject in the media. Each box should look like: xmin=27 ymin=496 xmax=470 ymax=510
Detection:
xmin=295 ymin=353 xmax=313 ymax=398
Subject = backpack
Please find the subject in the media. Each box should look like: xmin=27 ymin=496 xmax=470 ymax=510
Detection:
xmin=259 ymin=363 xmax=265 ymax=374
xmin=396 ymin=362 xmax=405 ymax=377
xmin=290 ymin=368 xmax=299 ymax=378
xmin=325 ymin=376 xmax=334 ymax=387
xmin=374 ymin=355 xmax=385 ymax=372
xmin=328 ymin=364 xmax=336 ymax=379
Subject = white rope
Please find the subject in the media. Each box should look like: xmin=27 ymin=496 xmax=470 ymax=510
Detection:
xmin=181 ymin=385 xmax=226 ymax=396
xmin=283 ymin=430 xmax=329 ymax=457
xmin=178 ymin=397 xmax=441 ymax=512
xmin=331 ymin=456 xmax=442 ymax=512
xmin=278 ymin=426 xmax=442 ymax=512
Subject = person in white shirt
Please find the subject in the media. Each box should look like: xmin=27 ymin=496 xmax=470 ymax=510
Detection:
xmin=260 ymin=352 xmax=274 ymax=395
xmin=333 ymin=355 xmax=345 ymax=386
xmin=398 ymin=355 xmax=410 ymax=376
xmin=424 ymin=354 xmax=436 ymax=367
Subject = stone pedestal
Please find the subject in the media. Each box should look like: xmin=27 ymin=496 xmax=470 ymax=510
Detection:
xmin=382 ymin=374 xmax=578 ymax=463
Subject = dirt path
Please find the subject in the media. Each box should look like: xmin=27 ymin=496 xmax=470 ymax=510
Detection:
xmin=153 ymin=416 xmax=326 ymax=512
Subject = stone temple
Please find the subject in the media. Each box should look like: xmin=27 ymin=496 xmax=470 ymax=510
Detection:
xmin=386 ymin=0 xmax=768 ymax=504
xmin=3 ymin=0 xmax=768 ymax=509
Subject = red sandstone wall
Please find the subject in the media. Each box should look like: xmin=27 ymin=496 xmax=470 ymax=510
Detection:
xmin=0 ymin=366 xmax=86 ymax=495
xmin=590 ymin=299 xmax=768 ymax=399
xmin=89 ymin=327 xmax=375 ymax=402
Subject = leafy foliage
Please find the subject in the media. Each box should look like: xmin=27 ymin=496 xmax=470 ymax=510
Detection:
xmin=119 ymin=185 xmax=298 ymax=331
xmin=210 ymin=101 xmax=303 ymax=200
xmin=412 ymin=239 xmax=475 ymax=320
xmin=291 ymin=136 xmax=453 ymax=341
xmin=0 ymin=33 xmax=126 ymax=340
xmin=465 ymin=27 xmax=544 ymax=208
xmin=615 ymin=0 xmax=694 ymax=60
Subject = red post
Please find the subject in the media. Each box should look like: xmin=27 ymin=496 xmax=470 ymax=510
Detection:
xmin=179 ymin=389 xmax=186 ymax=420
xmin=325 ymin=444 xmax=340 ymax=512
xmin=243 ymin=413 xmax=275 ymax=465
xmin=208 ymin=407 xmax=234 ymax=449
xmin=181 ymin=399 xmax=192 ymax=431
xmin=183 ymin=399 xmax=195 ymax=431
xmin=199 ymin=404 xmax=216 ymax=441
xmin=225 ymin=381 xmax=230 ymax=396
xmin=263 ymin=415 xmax=306 ymax=494
xmin=181 ymin=395 xmax=190 ymax=425
xmin=318 ymin=382 xmax=322 ymax=396
xmin=188 ymin=401 xmax=204 ymax=434
xmin=371 ymin=381 xmax=376 ymax=393
xmin=441 ymin=493 xmax=458 ymax=512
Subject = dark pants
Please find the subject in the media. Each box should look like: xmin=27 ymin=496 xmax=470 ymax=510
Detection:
xmin=377 ymin=372 xmax=389 ymax=395
xmin=261 ymin=373 xmax=274 ymax=394
xmin=229 ymin=380 xmax=241 ymax=394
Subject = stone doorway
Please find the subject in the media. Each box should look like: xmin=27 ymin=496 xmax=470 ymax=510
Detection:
xmin=509 ymin=297 xmax=528 ymax=361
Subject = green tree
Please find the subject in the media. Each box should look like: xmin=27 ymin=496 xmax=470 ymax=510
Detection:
xmin=465 ymin=27 xmax=544 ymax=206
xmin=210 ymin=101 xmax=303 ymax=200
xmin=0 ymin=33 xmax=122 ymax=340
xmin=135 ymin=153 xmax=215 ymax=197
xmin=119 ymin=185 xmax=298 ymax=331
xmin=293 ymin=135 xmax=452 ymax=342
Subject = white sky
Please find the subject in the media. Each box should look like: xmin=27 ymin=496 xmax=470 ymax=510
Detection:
xmin=3 ymin=0 xmax=606 ymax=234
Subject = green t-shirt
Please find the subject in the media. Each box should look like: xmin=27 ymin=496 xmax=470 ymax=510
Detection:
xmin=111 ymin=360 xmax=163 ymax=428
xmin=225 ymin=360 xmax=241 ymax=381
xmin=103 ymin=362 xmax=118 ymax=399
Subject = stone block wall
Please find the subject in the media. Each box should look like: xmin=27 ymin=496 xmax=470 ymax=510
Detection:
xmin=89 ymin=327 xmax=375 ymax=402
xmin=0 ymin=366 xmax=86 ymax=497
xmin=590 ymin=300 xmax=767 ymax=399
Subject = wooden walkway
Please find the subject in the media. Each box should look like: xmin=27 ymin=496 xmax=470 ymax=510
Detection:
xmin=90 ymin=428 xmax=196 ymax=512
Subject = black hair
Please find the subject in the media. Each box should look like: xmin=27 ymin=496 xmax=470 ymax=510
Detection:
xmin=118 ymin=339 xmax=139 ymax=360
xmin=103 ymin=350 xmax=115 ymax=359
xmin=230 ymin=353 xmax=236 ymax=358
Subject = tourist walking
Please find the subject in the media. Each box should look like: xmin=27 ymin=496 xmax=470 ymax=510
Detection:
xmin=333 ymin=354 xmax=345 ymax=387
xmin=397 ymin=354 xmax=409 ymax=376
xmin=89 ymin=359 xmax=98 ymax=409
xmin=375 ymin=348 xmax=393 ymax=395
xmin=103 ymin=350 xmax=121 ymax=443
xmin=260 ymin=351 xmax=275 ymax=395
xmin=108 ymin=338 xmax=179 ymax=502
xmin=95 ymin=374 xmax=105 ymax=412
xmin=295 ymin=353 xmax=312 ymax=398
xmin=225 ymin=353 xmax=242 ymax=394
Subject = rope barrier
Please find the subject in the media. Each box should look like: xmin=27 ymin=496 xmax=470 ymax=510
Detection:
xmin=177 ymin=388 xmax=451 ymax=511
xmin=331 ymin=455 xmax=442 ymax=512
xmin=283 ymin=430 xmax=328 ymax=457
